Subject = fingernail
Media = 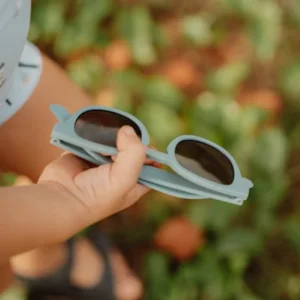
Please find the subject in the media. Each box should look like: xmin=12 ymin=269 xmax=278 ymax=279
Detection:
xmin=123 ymin=126 xmax=135 ymax=136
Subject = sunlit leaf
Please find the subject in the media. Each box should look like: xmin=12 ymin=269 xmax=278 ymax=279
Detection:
xmin=76 ymin=0 xmax=113 ymax=25
xmin=116 ymin=6 xmax=157 ymax=66
xmin=247 ymin=1 xmax=282 ymax=62
xmin=181 ymin=15 xmax=213 ymax=46
xmin=206 ymin=62 xmax=250 ymax=94
xmin=66 ymin=55 xmax=104 ymax=93
xmin=29 ymin=0 xmax=66 ymax=43
xmin=251 ymin=128 xmax=288 ymax=176
xmin=143 ymin=77 xmax=185 ymax=111
xmin=280 ymin=60 xmax=300 ymax=110
xmin=136 ymin=102 xmax=185 ymax=148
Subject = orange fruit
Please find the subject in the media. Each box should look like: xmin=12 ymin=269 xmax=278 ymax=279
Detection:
xmin=94 ymin=88 xmax=116 ymax=107
xmin=237 ymin=89 xmax=282 ymax=115
xmin=104 ymin=40 xmax=132 ymax=70
xmin=154 ymin=216 xmax=205 ymax=260
xmin=161 ymin=59 xmax=200 ymax=89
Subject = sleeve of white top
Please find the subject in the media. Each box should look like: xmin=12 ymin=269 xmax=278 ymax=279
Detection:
xmin=0 ymin=41 xmax=43 ymax=126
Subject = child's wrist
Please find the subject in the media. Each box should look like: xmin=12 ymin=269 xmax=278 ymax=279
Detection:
xmin=37 ymin=180 xmax=91 ymax=240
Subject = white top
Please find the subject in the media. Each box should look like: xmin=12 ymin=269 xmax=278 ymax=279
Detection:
xmin=0 ymin=0 xmax=42 ymax=125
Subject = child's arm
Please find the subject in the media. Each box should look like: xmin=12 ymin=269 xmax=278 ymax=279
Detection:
xmin=0 ymin=182 xmax=86 ymax=264
xmin=0 ymin=127 xmax=148 ymax=265
xmin=0 ymin=54 xmax=92 ymax=181
xmin=0 ymin=263 xmax=13 ymax=292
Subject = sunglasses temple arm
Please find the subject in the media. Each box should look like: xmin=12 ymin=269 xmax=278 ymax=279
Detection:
xmin=50 ymin=105 xmax=71 ymax=123
xmin=147 ymin=148 xmax=169 ymax=165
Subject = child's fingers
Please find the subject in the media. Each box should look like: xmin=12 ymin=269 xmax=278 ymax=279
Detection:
xmin=109 ymin=126 xmax=146 ymax=195
xmin=40 ymin=153 xmax=89 ymax=181
xmin=111 ymin=146 xmax=163 ymax=168
xmin=119 ymin=184 xmax=150 ymax=211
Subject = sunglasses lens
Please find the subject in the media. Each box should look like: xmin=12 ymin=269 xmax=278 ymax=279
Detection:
xmin=75 ymin=110 xmax=142 ymax=147
xmin=175 ymin=140 xmax=234 ymax=185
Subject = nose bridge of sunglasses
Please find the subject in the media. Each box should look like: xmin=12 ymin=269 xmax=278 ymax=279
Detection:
xmin=147 ymin=148 xmax=169 ymax=165
xmin=50 ymin=104 xmax=71 ymax=123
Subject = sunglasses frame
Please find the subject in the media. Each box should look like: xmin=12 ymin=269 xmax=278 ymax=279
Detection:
xmin=50 ymin=105 xmax=253 ymax=205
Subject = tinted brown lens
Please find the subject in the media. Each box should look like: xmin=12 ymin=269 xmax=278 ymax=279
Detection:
xmin=175 ymin=140 xmax=234 ymax=185
xmin=75 ymin=110 xmax=142 ymax=147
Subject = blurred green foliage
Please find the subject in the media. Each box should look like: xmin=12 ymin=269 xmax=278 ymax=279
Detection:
xmin=3 ymin=0 xmax=300 ymax=299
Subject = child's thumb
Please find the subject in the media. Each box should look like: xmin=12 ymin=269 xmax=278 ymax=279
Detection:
xmin=110 ymin=126 xmax=146 ymax=194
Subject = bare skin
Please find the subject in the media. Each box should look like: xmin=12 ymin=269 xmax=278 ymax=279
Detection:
xmin=0 ymin=55 xmax=143 ymax=300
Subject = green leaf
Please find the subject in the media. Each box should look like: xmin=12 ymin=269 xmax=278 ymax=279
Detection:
xmin=252 ymin=175 xmax=289 ymax=208
xmin=240 ymin=106 xmax=270 ymax=137
xmin=130 ymin=6 xmax=157 ymax=66
xmin=143 ymin=77 xmax=185 ymax=111
xmin=187 ymin=92 xmax=222 ymax=136
xmin=94 ymin=31 xmax=111 ymax=49
xmin=114 ymin=89 xmax=134 ymax=113
xmin=109 ymin=69 xmax=145 ymax=93
xmin=253 ymin=206 xmax=276 ymax=234
xmin=76 ymin=0 xmax=113 ymax=25
xmin=0 ymin=173 xmax=17 ymax=186
xmin=196 ymin=247 xmax=227 ymax=299
xmin=220 ymin=0 xmax=259 ymax=17
xmin=185 ymin=200 xmax=240 ymax=232
xmin=152 ymin=24 xmax=170 ymax=50
xmin=116 ymin=6 xmax=157 ymax=66
xmin=206 ymin=62 xmax=250 ymax=94
xmin=247 ymin=1 xmax=282 ymax=62
xmin=168 ymin=264 xmax=199 ymax=300
xmin=185 ymin=201 xmax=212 ymax=229
xmin=52 ymin=0 xmax=113 ymax=57
xmin=287 ymin=0 xmax=300 ymax=27
xmin=53 ymin=20 xmax=98 ymax=58
xmin=251 ymin=128 xmax=288 ymax=176
xmin=66 ymin=55 xmax=104 ymax=93
xmin=227 ymin=252 xmax=250 ymax=275
xmin=181 ymin=15 xmax=213 ymax=46
xmin=136 ymin=102 xmax=185 ymax=148
xmin=289 ymin=123 xmax=300 ymax=148
xmin=279 ymin=60 xmax=300 ymax=109
xmin=252 ymin=175 xmax=289 ymax=233
xmin=283 ymin=217 xmax=300 ymax=251
xmin=30 ymin=0 xmax=66 ymax=43
xmin=286 ymin=276 xmax=300 ymax=299
xmin=219 ymin=100 xmax=243 ymax=147
xmin=28 ymin=22 xmax=42 ymax=43
xmin=144 ymin=251 xmax=171 ymax=300
xmin=217 ymin=228 xmax=263 ymax=256
xmin=230 ymin=136 xmax=255 ymax=176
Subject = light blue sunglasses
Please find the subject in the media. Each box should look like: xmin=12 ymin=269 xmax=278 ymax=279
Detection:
xmin=50 ymin=105 xmax=253 ymax=205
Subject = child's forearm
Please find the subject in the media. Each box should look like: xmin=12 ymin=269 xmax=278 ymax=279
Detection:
xmin=0 ymin=263 xmax=13 ymax=294
xmin=0 ymin=54 xmax=91 ymax=182
xmin=0 ymin=183 xmax=87 ymax=263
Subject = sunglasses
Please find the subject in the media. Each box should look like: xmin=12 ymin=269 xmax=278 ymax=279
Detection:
xmin=50 ymin=104 xmax=253 ymax=205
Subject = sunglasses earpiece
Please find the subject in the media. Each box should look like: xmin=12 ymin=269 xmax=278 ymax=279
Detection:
xmin=243 ymin=178 xmax=254 ymax=189
xmin=50 ymin=104 xmax=71 ymax=123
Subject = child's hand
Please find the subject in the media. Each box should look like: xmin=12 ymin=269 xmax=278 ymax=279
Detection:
xmin=39 ymin=126 xmax=149 ymax=227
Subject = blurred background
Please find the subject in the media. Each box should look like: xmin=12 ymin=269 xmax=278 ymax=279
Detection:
xmin=2 ymin=0 xmax=300 ymax=299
